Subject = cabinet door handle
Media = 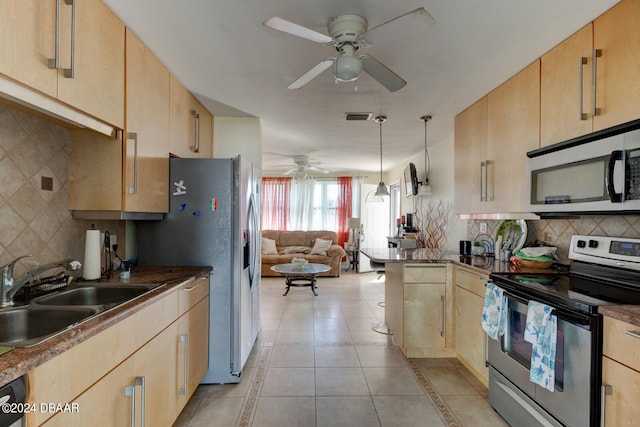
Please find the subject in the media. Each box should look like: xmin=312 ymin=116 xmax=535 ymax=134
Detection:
xmin=63 ymin=0 xmax=76 ymax=79
xmin=483 ymin=332 xmax=488 ymax=367
xmin=440 ymin=295 xmax=445 ymax=338
xmin=48 ymin=0 xmax=61 ymax=69
xmin=180 ymin=334 xmax=189 ymax=396
xmin=191 ymin=110 xmax=200 ymax=153
xmin=600 ymin=384 xmax=612 ymax=427
xmin=136 ymin=376 xmax=146 ymax=427
xmin=127 ymin=132 xmax=138 ymax=194
xmin=624 ymin=330 xmax=640 ymax=340
xmin=592 ymin=49 xmax=602 ymax=116
xmin=486 ymin=160 xmax=494 ymax=201
xmin=124 ymin=384 xmax=135 ymax=427
xmin=184 ymin=277 xmax=207 ymax=292
xmin=579 ymin=57 xmax=588 ymax=120
xmin=480 ymin=161 xmax=487 ymax=202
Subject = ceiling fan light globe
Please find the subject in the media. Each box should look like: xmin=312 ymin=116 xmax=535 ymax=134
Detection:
xmin=375 ymin=182 xmax=389 ymax=197
xmin=334 ymin=55 xmax=362 ymax=82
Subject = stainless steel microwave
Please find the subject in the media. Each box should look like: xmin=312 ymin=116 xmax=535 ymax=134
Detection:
xmin=526 ymin=122 xmax=640 ymax=215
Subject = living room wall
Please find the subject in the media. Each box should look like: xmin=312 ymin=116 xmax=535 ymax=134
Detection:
xmin=386 ymin=133 xmax=467 ymax=252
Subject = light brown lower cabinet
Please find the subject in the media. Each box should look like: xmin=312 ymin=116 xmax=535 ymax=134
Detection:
xmin=601 ymin=315 xmax=640 ymax=426
xmin=29 ymin=276 xmax=209 ymax=427
xmin=454 ymin=266 xmax=489 ymax=385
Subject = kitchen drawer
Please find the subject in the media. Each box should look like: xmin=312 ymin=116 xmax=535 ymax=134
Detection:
xmin=455 ymin=267 xmax=488 ymax=297
xmin=404 ymin=264 xmax=446 ymax=283
xmin=603 ymin=316 xmax=640 ymax=372
xmin=178 ymin=276 xmax=210 ymax=316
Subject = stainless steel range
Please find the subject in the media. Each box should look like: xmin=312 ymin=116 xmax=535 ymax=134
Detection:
xmin=488 ymin=235 xmax=640 ymax=427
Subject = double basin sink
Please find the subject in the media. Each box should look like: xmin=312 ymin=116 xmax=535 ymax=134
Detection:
xmin=0 ymin=282 xmax=162 ymax=347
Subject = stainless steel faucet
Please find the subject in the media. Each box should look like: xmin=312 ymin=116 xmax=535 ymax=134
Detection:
xmin=1 ymin=255 xmax=82 ymax=307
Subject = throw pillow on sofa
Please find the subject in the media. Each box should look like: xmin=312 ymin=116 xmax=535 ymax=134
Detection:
xmin=279 ymin=246 xmax=312 ymax=255
xmin=262 ymin=237 xmax=278 ymax=255
xmin=310 ymin=238 xmax=332 ymax=256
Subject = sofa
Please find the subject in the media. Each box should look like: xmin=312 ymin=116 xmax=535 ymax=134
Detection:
xmin=261 ymin=230 xmax=347 ymax=277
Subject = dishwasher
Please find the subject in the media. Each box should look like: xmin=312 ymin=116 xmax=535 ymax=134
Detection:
xmin=0 ymin=377 xmax=26 ymax=427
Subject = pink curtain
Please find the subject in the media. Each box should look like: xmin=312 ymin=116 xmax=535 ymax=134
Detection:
xmin=336 ymin=176 xmax=352 ymax=248
xmin=261 ymin=177 xmax=291 ymax=231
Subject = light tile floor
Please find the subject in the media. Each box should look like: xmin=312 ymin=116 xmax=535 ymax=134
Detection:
xmin=174 ymin=272 xmax=509 ymax=427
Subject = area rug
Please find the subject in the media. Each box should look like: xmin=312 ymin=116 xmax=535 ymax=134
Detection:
xmin=235 ymin=344 xmax=461 ymax=427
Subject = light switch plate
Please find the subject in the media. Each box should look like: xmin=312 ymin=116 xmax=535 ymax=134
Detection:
xmin=479 ymin=222 xmax=487 ymax=233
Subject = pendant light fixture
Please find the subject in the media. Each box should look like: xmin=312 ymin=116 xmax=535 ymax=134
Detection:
xmin=374 ymin=115 xmax=390 ymax=197
xmin=417 ymin=115 xmax=433 ymax=197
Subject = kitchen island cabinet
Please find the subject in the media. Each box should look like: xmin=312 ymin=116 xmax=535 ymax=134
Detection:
xmin=25 ymin=273 xmax=210 ymax=427
xmin=385 ymin=262 xmax=454 ymax=358
xmin=0 ymin=0 xmax=125 ymax=129
xmin=170 ymin=74 xmax=214 ymax=158
xmin=454 ymin=265 xmax=489 ymax=385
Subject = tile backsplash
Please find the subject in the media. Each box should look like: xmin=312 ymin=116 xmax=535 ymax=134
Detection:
xmin=0 ymin=104 xmax=124 ymax=277
xmin=469 ymin=216 xmax=640 ymax=263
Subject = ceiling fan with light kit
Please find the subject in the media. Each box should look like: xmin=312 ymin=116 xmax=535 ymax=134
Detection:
xmin=282 ymin=155 xmax=330 ymax=179
xmin=263 ymin=8 xmax=435 ymax=92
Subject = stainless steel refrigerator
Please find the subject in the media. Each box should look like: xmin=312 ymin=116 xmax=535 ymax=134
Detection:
xmin=137 ymin=156 xmax=261 ymax=384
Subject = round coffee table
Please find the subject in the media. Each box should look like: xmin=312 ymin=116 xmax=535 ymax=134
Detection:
xmin=271 ymin=263 xmax=331 ymax=296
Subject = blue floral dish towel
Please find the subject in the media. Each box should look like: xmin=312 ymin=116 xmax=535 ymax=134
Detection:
xmin=524 ymin=300 xmax=557 ymax=392
xmin=481 ymin=283 xmax=508 ymax=340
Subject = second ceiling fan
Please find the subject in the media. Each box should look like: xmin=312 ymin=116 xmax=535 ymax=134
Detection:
xmin=263 ymin=8 xmax=435 ymax=92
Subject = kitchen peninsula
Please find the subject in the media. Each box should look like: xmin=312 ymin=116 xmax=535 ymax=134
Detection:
xmin=360 ymin=247 xmax=512 ymax=360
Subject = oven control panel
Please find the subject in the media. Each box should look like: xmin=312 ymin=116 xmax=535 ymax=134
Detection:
xmin=570 ymin=235 xmax=640 ymax=271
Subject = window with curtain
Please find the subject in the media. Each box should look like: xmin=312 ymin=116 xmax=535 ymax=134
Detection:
xmin=261 ymin=176 xmax=352 ymax=247
xmin=261 ymin=177 xmax=291 ymax=230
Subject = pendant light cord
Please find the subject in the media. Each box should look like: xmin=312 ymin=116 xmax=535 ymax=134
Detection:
xmin=379 ymin=119 xmax=383 ymax=182
xmin=421 ymin=115 xmax=432 ymax=182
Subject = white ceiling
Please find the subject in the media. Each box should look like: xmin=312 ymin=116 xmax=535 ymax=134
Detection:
xmin=103 ymin=0 xmax=619 ymax=177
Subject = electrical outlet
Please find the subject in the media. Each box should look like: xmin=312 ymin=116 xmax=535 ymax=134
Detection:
xmin=479 ymin=222 xmax=487 ymax=233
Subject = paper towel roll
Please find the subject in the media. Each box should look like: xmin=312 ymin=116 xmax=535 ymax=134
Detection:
xmin=83 ymin=229 xmax=101 ymax=280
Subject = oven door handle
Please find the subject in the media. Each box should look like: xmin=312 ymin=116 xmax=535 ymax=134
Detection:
xmin=502 ymin=289 xmax=593 ymax=327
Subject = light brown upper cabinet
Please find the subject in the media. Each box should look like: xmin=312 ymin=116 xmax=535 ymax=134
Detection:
xmin=487 ymin=60 xmax=540 ymax=214
xmin=454 ymin=97 xmax=488 ymax=215
xmin=454 ymin=61 xmax=540 ymax=215
xmin=0 ymin=0 xmax=125 ymax=129
xmin=69 ymin=29 xmax=169 ymax=213
xmin=123 ymin=29 xmax=170 ymax=213
xmin=170 ymin=74 xmax=214 ymax=158
xmin=541 ymin=0 xmax=640 ymax=147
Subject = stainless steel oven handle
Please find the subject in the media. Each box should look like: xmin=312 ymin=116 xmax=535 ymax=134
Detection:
xmin=500 ymin=288 xmax=593 ymax=327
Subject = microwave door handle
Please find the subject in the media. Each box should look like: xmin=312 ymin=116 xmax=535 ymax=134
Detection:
xmin=606 ymin=150 xmax=624 ymax=203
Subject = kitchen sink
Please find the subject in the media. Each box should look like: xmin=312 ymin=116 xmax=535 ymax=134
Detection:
xmin=0 ymin=306 xmax=99 ymax=347
xmin=33 ymin=285 xmax=151 ymax=307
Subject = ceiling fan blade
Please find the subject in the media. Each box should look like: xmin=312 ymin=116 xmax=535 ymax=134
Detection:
xmin=361 ymin=55 xmax=406 ymax=92
xmin=360 ymin=8 xmax=435 ymax=46
xmin=288 ymin=59 xmax=334 ymax=89
xmin=309 ymin=165 xmax=330 ymax=174
xmin=263 ymin=16 xmax=333 ymax=44
xmin=283 ymin=167 xmax=299 ymax=175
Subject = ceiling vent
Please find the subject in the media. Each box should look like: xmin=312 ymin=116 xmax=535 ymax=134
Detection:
xmin=345 ymin=112 xmax=373 ymax=121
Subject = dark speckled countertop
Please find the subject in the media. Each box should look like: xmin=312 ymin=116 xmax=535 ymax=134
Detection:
xmin=361 ymin=247 xmax=640 ymax=325
xmin=0 ymin=266 xmax=211 ymax=385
